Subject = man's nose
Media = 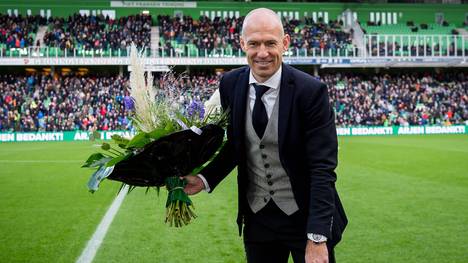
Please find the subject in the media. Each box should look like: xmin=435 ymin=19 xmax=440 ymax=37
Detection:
xmin=257 ymin=44 xmax=269 ymax=58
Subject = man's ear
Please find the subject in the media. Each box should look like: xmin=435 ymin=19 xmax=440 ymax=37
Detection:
xmin=283 ymin=34 xmax=290 ymax=52
xmin=240 ymin=36 xmax=247 ymax=52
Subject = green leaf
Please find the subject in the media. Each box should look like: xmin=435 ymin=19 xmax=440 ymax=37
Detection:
xmin=126 ymin=132 xmax=151 ymax=149
xmin=118 ymin=143 xmax=127 ymax=149
xmin=105 ymin=153 xmax=132 ymax=167
xmin=82 ymin=153 xmax=106 ymax=168
xmin=164 ymin=121 xmax=176 ymax=133
xmin=148 ymin=128 xmax=169 ymax=140
xmin=111 ymin=134 xmax=130 ymax=147
xmin=101 ymin=142 xmax=111 ymax=151
xmin=175 ymin=112 xmax=190 ymax=128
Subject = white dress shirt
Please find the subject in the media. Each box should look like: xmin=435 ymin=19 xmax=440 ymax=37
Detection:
xmin=248 ymin=66 xmax=282 ymax=119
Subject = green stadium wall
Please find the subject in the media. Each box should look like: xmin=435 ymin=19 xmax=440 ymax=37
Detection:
xmin=0 ymin=126 xmax=466 ymax=143
xmin=0 ymin=1 xmax=466 ymax=26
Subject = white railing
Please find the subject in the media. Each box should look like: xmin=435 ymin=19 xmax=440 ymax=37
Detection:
xmin=0 ymin=35 xmax=466 ymax=67
xmin=364 ymin=34 xmax=467 ymax=58
xmin=0 ymin=34 xmax=466 ymax=59
xmin=0 ymin=46 xmax=363 ymax=59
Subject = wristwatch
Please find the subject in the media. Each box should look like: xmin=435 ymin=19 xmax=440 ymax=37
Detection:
xmin=307 ymin=233 xmax=328 ymax=244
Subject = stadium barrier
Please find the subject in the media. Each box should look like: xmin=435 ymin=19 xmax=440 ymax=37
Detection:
xmin=1 ymin=36 xmax=466 ymax=59
xmin=0 ymin=47 xmax=465 ymax=67
xmin=0 ymin=130 xmax=135 ymax=143
xmin=336 ymin=125 xmax=466 ymax=136
xmin=0 ymin=126 xmax=466 ymax=143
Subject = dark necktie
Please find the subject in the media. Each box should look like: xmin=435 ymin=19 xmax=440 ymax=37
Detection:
xmin=252 ymin=83 xmax=270 ymax=138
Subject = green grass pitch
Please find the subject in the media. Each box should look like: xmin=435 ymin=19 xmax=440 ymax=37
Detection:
xmin=0 ymin=135 xmax=467 ymax=263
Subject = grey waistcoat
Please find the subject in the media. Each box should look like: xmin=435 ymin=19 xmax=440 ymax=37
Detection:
xmin=245 ymin=90 xmax=299 ymax=215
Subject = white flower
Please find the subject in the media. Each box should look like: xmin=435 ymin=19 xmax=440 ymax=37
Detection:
xmin=204 ymin=89 xmax=221 ymax=117
xmin=129 ymin=44 xmax=160 ymax=133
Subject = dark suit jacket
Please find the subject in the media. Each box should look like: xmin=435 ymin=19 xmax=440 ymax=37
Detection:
xmin=201 ymin=63 xmax=347 ymax=246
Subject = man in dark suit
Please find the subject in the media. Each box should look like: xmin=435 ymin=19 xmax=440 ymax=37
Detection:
xmin=183 ymin=8 xmax=347 ymax=263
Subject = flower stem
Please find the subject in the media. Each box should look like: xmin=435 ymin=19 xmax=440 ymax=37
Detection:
xmin=164 ymin=177 xmax=196 ymax=227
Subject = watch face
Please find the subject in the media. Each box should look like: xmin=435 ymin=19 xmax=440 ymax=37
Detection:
xmin=312 ymin=234 xmax=325 ymax=242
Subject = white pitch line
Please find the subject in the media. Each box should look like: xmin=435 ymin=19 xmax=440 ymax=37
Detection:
xmin=0 ymin=160 xmax=82 ymax=163
xmin=76 ymin=185 xmax=129 ymax=263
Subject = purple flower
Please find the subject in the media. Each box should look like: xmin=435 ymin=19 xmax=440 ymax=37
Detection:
xmin=187 ymin=100 xmax=205 ymax=120
xmin=124 ymin=95 xmax=134 ymax=110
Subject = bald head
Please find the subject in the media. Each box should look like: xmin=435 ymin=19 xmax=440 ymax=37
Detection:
xmin=241 ymin=8 xmax=284 ymax=38
xmin=239 ymin=8 xmax=290 ymax=83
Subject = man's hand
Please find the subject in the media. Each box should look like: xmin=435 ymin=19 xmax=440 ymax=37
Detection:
xmin=305 ymin=240 xmax=328 ymax=263
xmin=181 ymin=175 xmax=205 ymax=195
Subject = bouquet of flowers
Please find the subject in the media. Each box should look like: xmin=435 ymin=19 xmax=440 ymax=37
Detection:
xmin=82 ymin=44 xmax=228 ymax=227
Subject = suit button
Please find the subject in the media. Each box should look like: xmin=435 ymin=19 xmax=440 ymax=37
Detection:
xmin=261 ymin=154 xmax=267 ymax=159
xmin=263 ymin=197 xmax=268 ymax=202
xmin=267 ymin=181 xmax=273 ymax=186
xmin=270 ymin=190 xmax=275 ymax=195
xmin=264 ymin=163 xmax=270 ymax=168
xmin=266 ymin=174 xmax=272 ymax=179
xmin=259 ymin=144 xmax=265 ymax=149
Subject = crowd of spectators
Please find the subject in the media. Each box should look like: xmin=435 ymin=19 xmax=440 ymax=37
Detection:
xmin=0 ymin=74 xmax=130 ymax=131
xmin=285 ymin=17 xmax=354 ymax=56
xmin=156 ymin=71 xmax=219 ymax=103
xmin=1 ymin=13 xmax=354 ymax=57
xmin=0 ymin=14 xmax=46 ymax=49
xmin=2 ymin=13 xmax=467 ymax=58
xmin=158 ymin=15 xmax=355 ymax=57
xmin=1 ymin=71 xmax=466 ymax=132
xmin=323 ymin=72 xmax=467 ymax=126
xmin=0 ymin=73 xmax=219 ymax=132
xmin=43 ymin=13 xmax=152 ymax=51
xmin=158 ymin=15 xmax=243 ymax=56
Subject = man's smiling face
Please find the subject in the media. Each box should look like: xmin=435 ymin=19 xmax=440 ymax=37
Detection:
xmin=240 ymin=11 xmax=290 ymax=83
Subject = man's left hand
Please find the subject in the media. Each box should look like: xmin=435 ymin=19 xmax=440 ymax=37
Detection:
xmin=305 ymin=240 xmax=328 ymax=263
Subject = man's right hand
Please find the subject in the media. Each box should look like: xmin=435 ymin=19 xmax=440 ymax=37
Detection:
xmin=181 ymin=175 xmax=205 ymax=195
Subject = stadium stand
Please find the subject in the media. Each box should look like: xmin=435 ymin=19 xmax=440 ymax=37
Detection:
xmin=43 ymin=13 xmax=152 ymax=56
xmin=157 ymin=14 xmax=244 ymax=57
xmin=0 ymin=7 xmax=465 ymax=60
xmin=0 ymin=14 xmax=46 ymax=54
xmin=0 ymin=73 xmax=219 ymax=132
xmin=323 ymin=72 xmax=468 ymax=126
xmin=1 ymin=71 xmax=466 ymax=132
xmin=284 ymin=17 xmax=354 ymax=57
xmin=361 ymin=17 xmax=467 ymax=57
xmin=157 ymin=14 xmax=355 ymax=57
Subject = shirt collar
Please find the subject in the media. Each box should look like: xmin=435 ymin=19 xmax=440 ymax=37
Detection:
xmin=248 ymin=66 xmax=282 ymax=90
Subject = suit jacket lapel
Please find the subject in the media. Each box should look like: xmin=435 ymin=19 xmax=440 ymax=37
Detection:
xmin=233 ymin=67 xmax=250 ymax=151
xmin=278 ymin=64 xmax=294 ymax=154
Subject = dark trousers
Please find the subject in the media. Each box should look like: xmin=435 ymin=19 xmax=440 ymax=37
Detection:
xmin=243 ymin=201 xmax=335 ymax=263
